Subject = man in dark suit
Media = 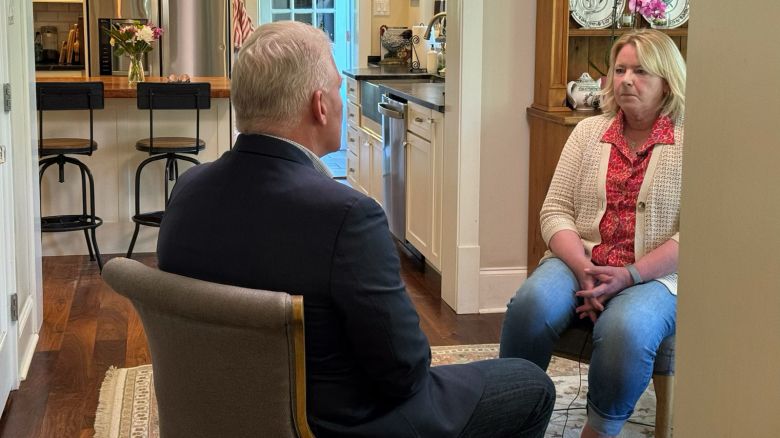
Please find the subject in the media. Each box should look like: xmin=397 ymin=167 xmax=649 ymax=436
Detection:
xmin=157 ymin=21 xmax=554 ymax=438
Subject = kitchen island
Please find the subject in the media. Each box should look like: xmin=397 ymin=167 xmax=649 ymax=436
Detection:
xmin=36 ymin=76 xmax=233 ymax=256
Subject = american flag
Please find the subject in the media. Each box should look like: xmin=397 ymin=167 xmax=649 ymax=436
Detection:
xmin=232 ymin=0 xmax=255 ymax=51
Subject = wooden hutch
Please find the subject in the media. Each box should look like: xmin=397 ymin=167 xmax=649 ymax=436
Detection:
xmin=527 ymin=0 xmax=688 ymax=272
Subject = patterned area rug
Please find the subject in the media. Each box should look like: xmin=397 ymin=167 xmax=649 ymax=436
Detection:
xmin=94 ymin=344 xmax=656 ymax=437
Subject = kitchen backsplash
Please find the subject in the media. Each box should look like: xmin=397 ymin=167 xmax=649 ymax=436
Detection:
xmin=33 ymin=2 xmax=83 ymax=47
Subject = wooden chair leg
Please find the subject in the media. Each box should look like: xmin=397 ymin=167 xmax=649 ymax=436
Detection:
xmin=653 ymin=374 xmax=674 ymax=438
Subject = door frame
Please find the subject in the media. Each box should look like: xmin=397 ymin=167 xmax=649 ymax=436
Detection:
xmin=7 ymin=0 xmax=44 ymax=381
xmin=0 ymin=0 xmax=21 ymax=412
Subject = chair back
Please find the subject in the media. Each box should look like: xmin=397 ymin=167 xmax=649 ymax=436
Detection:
xmin=36 ymin=82 xmax=104 ymax=155
xmin=136 ymin=82 xmax=211 ymax=155
xmin=102 ymin=257 xmax=314 ymax=438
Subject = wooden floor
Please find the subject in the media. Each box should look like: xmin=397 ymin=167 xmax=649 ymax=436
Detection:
xmin=0 ymin=250 xmax=504 ymax=438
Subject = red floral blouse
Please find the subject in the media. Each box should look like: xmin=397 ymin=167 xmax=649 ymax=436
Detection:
xmin=591 ymin=110 xmax=675 ymax=267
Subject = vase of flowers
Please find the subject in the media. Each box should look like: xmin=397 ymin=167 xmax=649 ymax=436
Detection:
xmin=628 ymin=0 xmax=668 ymax=29
xmin=106 ymin=21 xmax=163 ymax=85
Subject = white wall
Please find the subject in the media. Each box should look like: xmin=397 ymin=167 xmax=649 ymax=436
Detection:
xmin=675 ymin=0 xmax=780 ymax=435
xmin=477 ymin=0 xmax=536 ymax=311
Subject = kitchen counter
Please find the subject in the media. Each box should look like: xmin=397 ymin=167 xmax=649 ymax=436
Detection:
xmin=35 ymin=75 xmax=231 ymax=98
xmin=379 ymin=80 xmax=445 ymax=113
xmin=343 ymin=65 xmax=442 ymax=80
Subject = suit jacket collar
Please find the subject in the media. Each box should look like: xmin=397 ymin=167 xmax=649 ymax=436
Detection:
xmin=233 ymin=133 xmax=316 ymax=171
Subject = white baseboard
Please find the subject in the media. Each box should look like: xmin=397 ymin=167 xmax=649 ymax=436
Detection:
xmin=478 ymin=266 xmax=527 ymax=313
xmin=17 ymin=297 xmax=38 ymax=381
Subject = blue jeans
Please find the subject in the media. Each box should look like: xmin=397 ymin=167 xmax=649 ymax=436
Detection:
xmin=499 ymin=258 xmax=676 ymax=436
xmin=457 ymin=358 xmax=555 ymax=438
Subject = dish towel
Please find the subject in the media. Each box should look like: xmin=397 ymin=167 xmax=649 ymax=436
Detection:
xmin=232 ymin=0 xmax=255 ymax=51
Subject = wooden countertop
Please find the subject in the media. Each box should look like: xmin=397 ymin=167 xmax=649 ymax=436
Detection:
xmin=35 ymin=75 xmax=231 ymax=98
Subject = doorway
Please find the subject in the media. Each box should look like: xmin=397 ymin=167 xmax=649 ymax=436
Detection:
xmin=258 ymin=0 xmax=355 ymax=178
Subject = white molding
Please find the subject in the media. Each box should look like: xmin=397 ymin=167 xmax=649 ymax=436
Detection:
xmin=440 ymin=0 xmax=483 ymax=314
xmin=16 ymin=298 xmax=37 ymax=380
xmin=478 ymin=266 xmax=527 ymax=313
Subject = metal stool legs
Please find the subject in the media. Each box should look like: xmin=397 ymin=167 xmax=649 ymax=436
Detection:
xmin=126 ymin=153 xmax=200 ymax=258
xmin=39 ymin=154 xmax=103 ymax=270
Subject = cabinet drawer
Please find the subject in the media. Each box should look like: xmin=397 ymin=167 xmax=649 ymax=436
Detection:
xmin=347 ymin=101 xmax=360 ymax=127
xmin=347 ymin=150 xmax=358 ymax=186
xmin=346 ymin=77 xmax=360 ymax=104
xmin=346 ymin=125 xmax=359 ymax=155
xmin=408 ymin=102 xmax=433 ymax=141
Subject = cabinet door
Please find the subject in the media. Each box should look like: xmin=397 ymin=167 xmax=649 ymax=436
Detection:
xmin=406 ymin=131 xmax=432 ymax=257
xmin=428 ymin=111 xmax=444 ymax=270
xmin=357 ymin=129 xmax=371 ymax=195
xmin=369 ymin=135 xmax=385 ymax=210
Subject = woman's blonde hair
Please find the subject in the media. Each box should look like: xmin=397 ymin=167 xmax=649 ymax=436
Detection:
xmin=599 ymin=29 xmax=686 ymax=119
xmin=231 ymin=21 xmax=334 ymax=133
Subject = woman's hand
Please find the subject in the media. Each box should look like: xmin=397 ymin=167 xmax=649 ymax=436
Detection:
xmin=576 ymin=266 xmax=633 ymax=312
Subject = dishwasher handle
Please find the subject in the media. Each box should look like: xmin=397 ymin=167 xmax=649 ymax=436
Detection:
xmin=378 ymin=102 xmax=405 ymax=119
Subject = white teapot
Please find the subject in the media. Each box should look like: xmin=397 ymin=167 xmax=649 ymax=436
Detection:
xmin=567 ymin=73 xmax=601 ymax=111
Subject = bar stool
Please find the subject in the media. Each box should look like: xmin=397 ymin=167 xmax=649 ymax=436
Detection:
xmin=37 ymin=82 xmax=104 ymax=270
xmin=126 ymin=82 xmax=211 ymax=258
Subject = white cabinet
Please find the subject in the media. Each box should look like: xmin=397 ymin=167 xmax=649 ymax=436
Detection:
xmin=357 ymin=130 xmax=371 ymax=196
xmin=406 ymin=102 xmax=443 ymax=270
xmin=346 ymin=125 xmax=359 ymax=188
xmin=354 ymin=129 xmax=384 ymax=206
xmin=344 ymin=77 xmax=384 ymax=206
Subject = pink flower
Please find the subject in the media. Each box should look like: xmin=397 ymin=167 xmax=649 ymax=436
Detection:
xmin=152 ymin=27 xmax=164 ymax=39
xmin=629 ymin=0 xmax=667 ymax=20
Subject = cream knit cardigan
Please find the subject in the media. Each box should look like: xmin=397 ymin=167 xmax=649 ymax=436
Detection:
xmin=540 ymin=113 xmax=684 ymax=294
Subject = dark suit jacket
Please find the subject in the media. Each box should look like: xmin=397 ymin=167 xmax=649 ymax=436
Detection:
xmin=157 ymin=134 xmax=485 ymax=437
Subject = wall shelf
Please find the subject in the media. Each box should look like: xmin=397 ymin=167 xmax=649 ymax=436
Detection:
xmin=568 ymin=27 xmax=688 ymax=37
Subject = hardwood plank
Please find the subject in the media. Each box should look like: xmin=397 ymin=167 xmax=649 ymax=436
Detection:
xmin=39 ymin=392 xmax=85 ymax=438
xmin=125 ymin=308 xmax=151 ymax=368
xmin=0 ymin=351 xmax=58 ymax=438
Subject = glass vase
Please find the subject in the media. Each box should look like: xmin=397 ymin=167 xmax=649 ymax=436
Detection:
xmin=650 ymin=12 xmax=670 ymax=29
xmin=127 ymin=53 xmax=145 ymax=86
xmin=618 ymin=13 xmax=635 ymax=28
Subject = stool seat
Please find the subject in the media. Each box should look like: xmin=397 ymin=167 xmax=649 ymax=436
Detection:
xmin=40 ymin=138 xmax=98 ymax=156
xmin=41 ymin=214 xmax=103 ymax=232
xmin=135 ymin=137 xmax=206 ymax=153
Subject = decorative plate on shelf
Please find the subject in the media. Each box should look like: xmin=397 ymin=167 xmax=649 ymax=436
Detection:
xmin=569 ymin=0 xmax=627 ymax=29
xmin=643 ymin=0 xmax=690 ymax=29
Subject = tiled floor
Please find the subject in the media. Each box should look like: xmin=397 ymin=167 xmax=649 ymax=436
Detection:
xmin=322 ymin=148 xmax=347 ymax=179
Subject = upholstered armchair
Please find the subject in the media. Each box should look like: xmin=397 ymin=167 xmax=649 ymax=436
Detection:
xmin=102 ymin=257 xmax=315 ymax=438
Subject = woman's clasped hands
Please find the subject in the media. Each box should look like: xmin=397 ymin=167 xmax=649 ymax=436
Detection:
xmin=575 ymin=265 xmax=634 ymax=322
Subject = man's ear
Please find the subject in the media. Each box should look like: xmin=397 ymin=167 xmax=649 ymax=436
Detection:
xmin=310 ymin=90 xmax=328 ymax=126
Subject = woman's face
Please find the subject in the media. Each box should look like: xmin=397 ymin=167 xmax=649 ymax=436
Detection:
xmin=612 ymin=43 xmax=668 ymax=119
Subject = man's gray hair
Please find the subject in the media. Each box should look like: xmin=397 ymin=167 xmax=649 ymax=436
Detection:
xmin=231 ymin=21 xmax=334 ymax=133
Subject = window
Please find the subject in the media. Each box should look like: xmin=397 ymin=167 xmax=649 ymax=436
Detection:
xmin=265 ymin=0 xmax=337 ymax=42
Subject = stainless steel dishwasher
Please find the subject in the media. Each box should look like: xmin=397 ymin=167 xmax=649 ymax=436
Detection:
xmin=378 ymin=94 xmax=407 ymax=242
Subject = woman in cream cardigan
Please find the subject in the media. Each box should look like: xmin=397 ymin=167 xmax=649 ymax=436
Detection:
xmin=500 ymin=30 xmax=686 ymax=438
